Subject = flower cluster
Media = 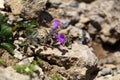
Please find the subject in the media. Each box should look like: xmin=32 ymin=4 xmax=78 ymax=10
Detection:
xmin=52 ymin=20 xmax=61 ymax=29
xmin=52 ymin=20 xmax=67 ymax=45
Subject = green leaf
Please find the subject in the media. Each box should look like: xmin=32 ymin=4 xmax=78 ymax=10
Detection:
xmin=0 ymin=43 xmax=16 ymax=55
xmin=0 ymin=13 xmax=4 ymax=22
xmin=51 ymin=74 xmax=64 ymax=80
xmin=21 ymin=41 xmax=29 ymax=46
xmin=29 ymin=20 xmax=38 ymax=26
xmin=0 ymin=58 xmax=5 ymax=66
xmin=0 ymin=24 xmax=12 ymax=39
xmin=31 ymin=30 xmax=38 ymax=38
xmin=31 ymin=39 xmax=38 ymax=46
xmin=22 ymin=22 xmax=29 ymax=28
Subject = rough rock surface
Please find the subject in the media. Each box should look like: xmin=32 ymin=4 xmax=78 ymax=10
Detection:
xmin=0 ymin=0 xmax=120 ymax=80
xmin=6 ymin=0 xmax=47 ymax=19
xmin=37 ymin=42 xmax=98 ymax=80
xmin=0 ymin=66 xmax=50 ymax=80
xmin=0 ymin=0 xmax=4 ymax=9
xmin=0 ymin=67 xmax=30 ymax=80
xmin=81 ymin=0 xmax=120 ymax=44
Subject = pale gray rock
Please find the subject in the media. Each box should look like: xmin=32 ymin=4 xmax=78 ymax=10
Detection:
xmin=0 ymin=67 xmax=30 ymax=80
xmin=59 ymin=25 xmax=91 ymax=42
xmin=84 ymin=0 xmax=120 ymax=44
xmin=18 ymin=57 xmax=34 ymax=65
xmin=112 ymin=74 xmax=120 ymax=80
xmin=6 ymin=0 xmax=47 ymax=19
xmin=49 ymin=0 xmax=62 ymax=4
xmin=94 ymin=75 xmax=112 ymax=80
xmin=0 ymin=66 xmax=50 ymax=80
xmin=14 ymin=49 xmax=23 ymax=60
xmin=101 ymin=68 xmax=112 ymax=76
xmin=0 ymin=0 xmax=5 ymax=9
xmin=69 ymin=0 xmax=79 ymax=8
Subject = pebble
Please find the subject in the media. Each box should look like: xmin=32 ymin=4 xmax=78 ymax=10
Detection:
xmin=101 ymin=68 xmax=112 ymax=76
xmin=14 ymin=49 xmax=23 ymax=60
xmin=117 ymin=65 xmax=120 ymax=74
xmin=18 ymin=57 xmax=34 ymax=65
xmin=49 ymin=0 xmax=62 ymax=4
xmin=79 ymin=15 xmax=90 ymax=23
xmin=89 ymin=15 xmax=104 ymax=24
xmin=61 ymin=19 xmax=71 ymax=28
xmin=75 ymin=22 xmax=85 ymax=29
xmin=69 ymin=0 xmax=79 ymax=8
xmin=78 ymin=3 xmax=87 ymax=12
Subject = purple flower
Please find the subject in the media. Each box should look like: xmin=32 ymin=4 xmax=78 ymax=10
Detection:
xmin=56 ymin=33 xmax=67 ymax=45
xmin=52 ymin=20 xmax=61 ymax=29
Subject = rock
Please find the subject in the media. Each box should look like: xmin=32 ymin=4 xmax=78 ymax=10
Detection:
xmin=78 ymin=2 xmax=87 ymax=13
xmin=103 ymin=64 xmax=116 ymax=69
xmin=18 ymin=57 xmax=34 ymax=65
xmin=99 ymin=56 xmax=116 ymax=65
xmin=94 ymin=75 xmax=113 ymax=80
xmin=0 ymin=50 xmax=18 ymax=66
xmin=31 ymin=65 xmax=51 ymax=80
xmin=37 ymin=42 xmax=98 ymax=80
xmin=61 ymin=19 xmax=71 ymax=28
xmin=59 ymin=26 xmax=91 ymax=42
xmin=14 ymin=49 xmax=23 ymax=60
xmin=77 ymin=0 xmax=96 ymax=3
xmin=75 ymin=22 xmax=85 ymax=29
xmin=0 ymin=0 xmax=5 ymax=9
xmin=7 ymin=14 xmax=17 ymax=24
xmin=49 ymin=0 xmax=62 ymax=4
xmin=101 ymin=68 xmax=112 ymax=76
xmin=6 ymin=0 xmax=47 ymax=19
xmin=79 ymin=15 xmax=90 ymax=23
xmin=113 ymin=74 xmax=120 ymax=80
xmin=6 ymin=0 xmax=23 ymax=14
xmin=65 ymin=9 xmax=78 ymax=17
xmin=69 ymin=0 xmax=79 ymax=8
xmin=0 ymin=67 xmax=29 ymax=80
xmin=89 ymin=15 xmax=104 ymax=24
xmin=0 ymin=66 xmax=50 ymax=80
xmin=83 ymin=0 xmax=120 ymax=44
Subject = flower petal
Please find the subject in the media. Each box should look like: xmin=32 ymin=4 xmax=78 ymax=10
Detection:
xmin=56 ymin=33 xmax=67 ymax=45
xmin=52 ymin=20 xmax=61 ymax=29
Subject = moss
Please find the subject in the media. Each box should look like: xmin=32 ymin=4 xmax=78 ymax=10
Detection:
xmin=51 ymin=74 xmax=64 ymax=80
xmin=13 ymin=64 xmax=36 ymax=75
xmin=0 ymin=58 xmax=5 ymax=66
xmin=32 ymin=57 xmax=43 ymax=67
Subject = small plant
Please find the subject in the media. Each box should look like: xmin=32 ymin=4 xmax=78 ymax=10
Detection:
xmin=14 ymin=57 xmax=42 ymax=75
xmin=0 ymin=58 xmax=6 ymax=66
xmin=38 ymin=19 xmax=68 ymax=47
xmin=18 ymin=19 xmax=70 ymax=48
xmin=51 ymin=74 xmax=64 ymax=80
xmin=0 ymin=13 xmax=15 ymax=55
xmin=19 ymin=20 xmax=39 ymax=46
xmin=32 ymin=57 xmax=43 ymax=67
xmin=14 ymin=64 xmax=37 ymax=75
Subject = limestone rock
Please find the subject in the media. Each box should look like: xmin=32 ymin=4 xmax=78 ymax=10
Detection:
xmin=37 ymin=42 xmax=98 ymax=80
xmin=6 ymin=0 xmax=47 ymax=19
xmin=0 ymin=67 xmax=29 ymax=80
xmin=0 ymin=0 xmax=5 ymax=9
xmin=0 ymin=66 xmax=50 ymax=80
xmin=80 ymin=0 xmax=120 ymax=44
xmin=77 ymin=0 xmax=96 ymax=3
xmin=113 ymin=74 xmax=120 ymax=80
